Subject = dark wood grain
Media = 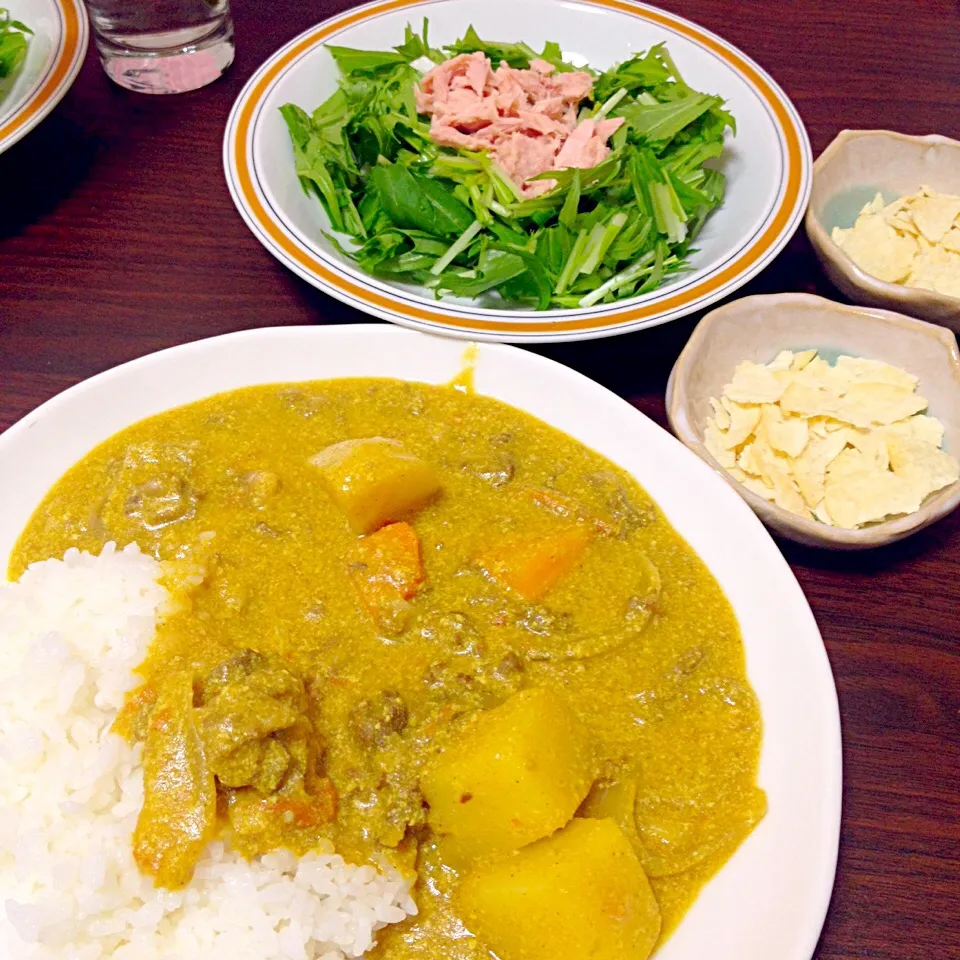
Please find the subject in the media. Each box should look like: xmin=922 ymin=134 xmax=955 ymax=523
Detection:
xmin=2 ymin=1 xmax=959 ymax=957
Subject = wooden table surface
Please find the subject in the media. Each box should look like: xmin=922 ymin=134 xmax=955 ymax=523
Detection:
xmin=1 ymin=1 xmax=958 ymax=957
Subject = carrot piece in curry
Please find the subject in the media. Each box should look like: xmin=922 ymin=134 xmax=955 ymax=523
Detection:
xmin=266 ymin=779 xmax=339 ymax=829
xmin=478 ymin=525 xmax=593 ymax=601
xmin=349 ymin=521 xmax=425 ymax=632
xmin=112 ymin=680 xmax=159 ymax=742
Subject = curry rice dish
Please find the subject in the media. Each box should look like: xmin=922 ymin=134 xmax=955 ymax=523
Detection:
xmin=5 ymin=377 xmax=766 ymax=959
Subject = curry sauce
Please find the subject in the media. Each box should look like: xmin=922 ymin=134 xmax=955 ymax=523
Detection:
xmin=10 ymin=378 xmax=764 ymax=958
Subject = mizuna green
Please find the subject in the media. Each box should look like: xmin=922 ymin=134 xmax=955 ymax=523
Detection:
xmin=0 ymin=8 xmax=31 ymax=91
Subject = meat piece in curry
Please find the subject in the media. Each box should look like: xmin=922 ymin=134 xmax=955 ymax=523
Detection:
xmin=11 ymin=377 xmax=765 ymax=960
xmin=132 ymin=673 xmax=216 ymax=890
xmin=121 ymin=648 xmax=338 ymax=886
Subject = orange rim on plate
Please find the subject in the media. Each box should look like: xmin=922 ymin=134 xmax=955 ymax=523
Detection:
xmin=0 ymin=0 xmax=88 ymax=153
xmin=224 ymin=0 xmax=811 ymax=340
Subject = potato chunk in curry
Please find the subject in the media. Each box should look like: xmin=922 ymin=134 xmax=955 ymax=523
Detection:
xmin=421 ymin=687 xmax=595 ymax=865
xmin=459 ymin=817 xmax=661 ymax=960
xmin=310 ymin=437 xmax=441 ymax=534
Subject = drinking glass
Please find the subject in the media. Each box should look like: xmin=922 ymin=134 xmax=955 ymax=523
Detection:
xmin=84 ymin=0 xmax=234 ymax=94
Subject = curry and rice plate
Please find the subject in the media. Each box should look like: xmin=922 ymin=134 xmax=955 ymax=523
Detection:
xmin=1 ymin=378 xmax=766 ymax=959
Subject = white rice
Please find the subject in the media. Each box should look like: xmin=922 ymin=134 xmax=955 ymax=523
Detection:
xmin=0 ymin=543 xmax=416 ymax=960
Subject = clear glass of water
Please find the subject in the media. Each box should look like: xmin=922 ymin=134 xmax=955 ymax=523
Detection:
xmin=85 ymin=0 xmax=234 ymax=94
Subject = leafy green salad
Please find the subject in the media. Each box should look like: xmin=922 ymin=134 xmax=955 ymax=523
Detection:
xmin=281 ymin=24 xmax=735 ymax=309
xmin=0 ymin=8 xmax=30 ymax=94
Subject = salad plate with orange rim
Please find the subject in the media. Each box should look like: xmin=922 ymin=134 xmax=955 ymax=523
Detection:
xmin=0 ymin=0 xmax=87 ymax=155
xmin=224 ymin=0 xmax=811 ymax=341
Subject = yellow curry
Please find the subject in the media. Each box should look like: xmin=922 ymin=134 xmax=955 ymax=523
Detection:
xmin=11 ymin=377 xmax=765 ymax=960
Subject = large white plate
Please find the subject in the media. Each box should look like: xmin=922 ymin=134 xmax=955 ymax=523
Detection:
xmin=223 ymin=0 xmax=812 ymax=342
xmin=0 ymin=0 xmax=87 ymax=155
xmin=0 ymin=325 xmax=841 ymax=960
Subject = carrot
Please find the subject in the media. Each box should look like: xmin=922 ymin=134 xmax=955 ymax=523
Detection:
xmin=478 ymin=526 xmax=592 ymax=601
xmin=268 ymin=779 xmax=338 ymax=828
xmin=111 ymin=682 xmax=159 ymax=742
xmin=348 ymin=522 xmax=425 ymax=623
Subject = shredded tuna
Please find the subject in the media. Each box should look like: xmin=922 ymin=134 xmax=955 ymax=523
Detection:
xmin=416 ymin=52 xmax=624 ymax=197
xmin=555 ymin=117 xmax=624 ymax=170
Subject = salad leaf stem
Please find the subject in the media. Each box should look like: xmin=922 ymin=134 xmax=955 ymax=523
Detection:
xmin=593 ymin=87 xmax=627 ymax=119
xmin=430 ymin=219 xmax=483 ymax=274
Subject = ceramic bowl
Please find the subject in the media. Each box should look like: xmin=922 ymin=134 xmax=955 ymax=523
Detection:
xmin=0 ymin=325 xmax=840 ymax=960
xmin=805 ymin=129 xmax=960 ymax=332
xmin=666 ymin=293 xmax=960 ymax=549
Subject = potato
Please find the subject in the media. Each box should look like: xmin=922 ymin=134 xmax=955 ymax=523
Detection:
xmin=459 ymin=817 xmax=661 ymax=960
xmin=309 ymin=438 xmax=441 ymax=534
xmin=420 ymin=688 xmax=594 ymax=865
